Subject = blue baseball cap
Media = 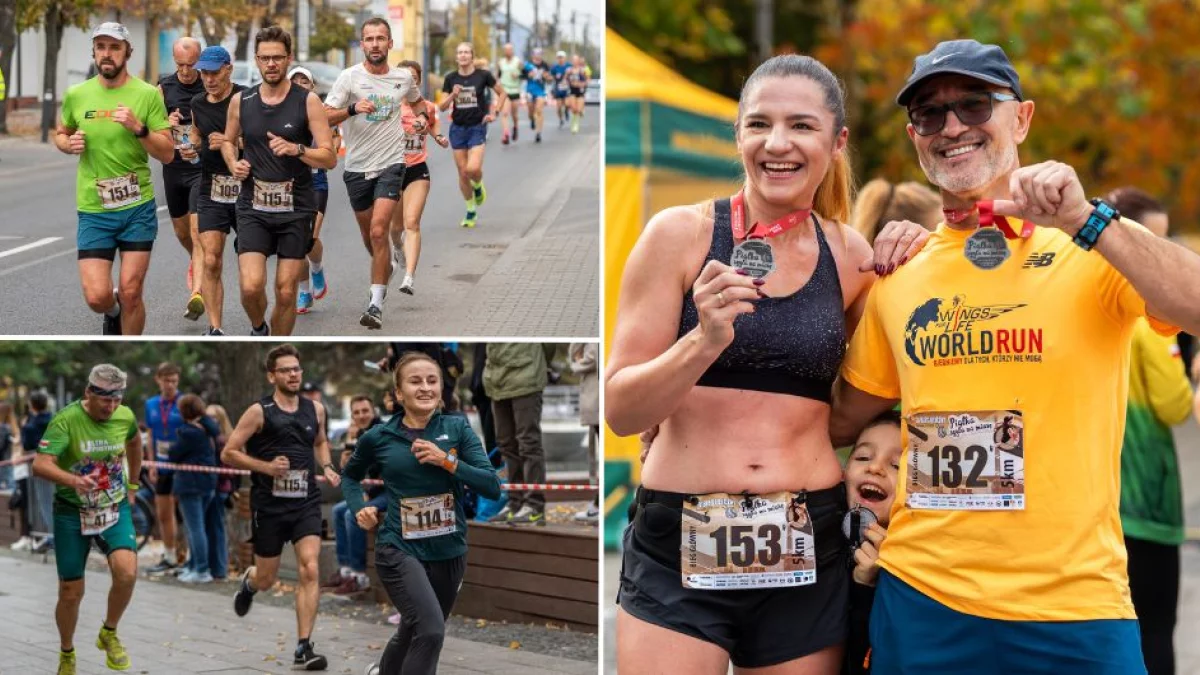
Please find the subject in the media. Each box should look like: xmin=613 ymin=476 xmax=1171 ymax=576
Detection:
xmin=196 ymin=46 xmax=232 ymax=72
xmin=896 ymin=39 xmax=1023 ymax=107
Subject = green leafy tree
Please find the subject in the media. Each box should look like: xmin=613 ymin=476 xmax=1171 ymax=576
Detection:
xmin=308 ymin=5 xmax=354 ymax=58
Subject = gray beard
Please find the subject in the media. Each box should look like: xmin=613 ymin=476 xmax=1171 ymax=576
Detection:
xmin=921 ymin=142 xmax=1017 ymax=195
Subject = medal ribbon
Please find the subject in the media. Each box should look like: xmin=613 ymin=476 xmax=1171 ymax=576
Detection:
xmin=945 ymin=201 xmax=1034 ymax=239
xmin=730 ymin=190 xmax=811 ymax=241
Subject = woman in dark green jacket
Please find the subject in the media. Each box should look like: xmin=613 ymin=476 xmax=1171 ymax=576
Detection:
xmin=343 ymin=352 xmax=501 ymax=675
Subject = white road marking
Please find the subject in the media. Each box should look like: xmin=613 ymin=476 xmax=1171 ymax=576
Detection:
xmin=0 ymin=237 xmax=61 ymax=260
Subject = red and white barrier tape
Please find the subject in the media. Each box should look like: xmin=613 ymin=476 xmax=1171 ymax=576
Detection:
xmin=0 ymin=456 xmax=597 ymax=491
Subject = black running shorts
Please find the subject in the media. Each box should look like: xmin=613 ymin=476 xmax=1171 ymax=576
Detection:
xmin=343 ymin=162 xmax=405 ymax=213
xmin=162 ymin=165 xmax=201 ymax=218
xmin=617 ymin=483 xmax=849 ymax=668
xmin=251 ymin=503 xmax=322 ymax=558
xmin=235 ymin=211 xmax=313 ymax=260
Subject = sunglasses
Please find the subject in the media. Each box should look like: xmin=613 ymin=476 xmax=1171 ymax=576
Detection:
xmin=907 ymin=91 xmax=1018 ymax=136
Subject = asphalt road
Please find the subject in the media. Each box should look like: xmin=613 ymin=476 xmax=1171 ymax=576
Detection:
xmin=0 ymin=106 xmax=599 ymax=337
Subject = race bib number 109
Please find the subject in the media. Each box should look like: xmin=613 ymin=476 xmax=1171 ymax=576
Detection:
xmin=680 ymin=491 xmax=816 ymax=590
xmin=906 ymin=410 xmax=1025 ymax=510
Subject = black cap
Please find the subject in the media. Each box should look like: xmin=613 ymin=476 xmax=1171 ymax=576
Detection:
xmin=301 ymin=382 xmax=319 ymax=393
xmin=896 ymin=39 xmax=1023 ymax=107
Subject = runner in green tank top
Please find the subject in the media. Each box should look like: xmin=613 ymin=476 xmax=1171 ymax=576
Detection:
xmin=33 ymin=364 xmax=143 ymax=675
xmin=496 ymin=42 xmax=523 ymax=144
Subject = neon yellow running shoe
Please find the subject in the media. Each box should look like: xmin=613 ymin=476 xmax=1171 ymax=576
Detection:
xmin=461 ymin=210 xmax=478 ymax=228
xmin=472 ymin=182 xmax=486 ymax=206
xmin=96 ymin=624 xmax=131 ymax=670
xmin=184 ymin=292 xmax=205 ymax=321
xmin=57 ymin=650 xmax=77 ymax=675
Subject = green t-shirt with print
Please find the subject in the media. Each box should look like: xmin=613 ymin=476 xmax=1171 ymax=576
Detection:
xmin=37 ymin=401 xmax=138 ymax=509
xmin=61 ymin=76 xmax=170 ymax=213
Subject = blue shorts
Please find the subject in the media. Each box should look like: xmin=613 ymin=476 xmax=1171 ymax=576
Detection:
xmin=449 ymin=123 xmax=487 ymax=150
xmin=77 ymin=199 xmax=158 ymax=258
xmin=527 ymin=88 xmax=547 ymax=101
xmin=553 ymin=87 xmax=570 ymax=99
xmin=869 ymin=570 xmax=1146 ymax=675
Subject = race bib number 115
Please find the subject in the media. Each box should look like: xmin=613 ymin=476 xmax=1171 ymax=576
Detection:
xmin=906 ymin=410 xmax=1025 ymax=510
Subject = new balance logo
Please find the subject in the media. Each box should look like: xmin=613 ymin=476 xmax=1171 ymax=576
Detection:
xmin=1022 ymin=252 xmax=1056 ymax=268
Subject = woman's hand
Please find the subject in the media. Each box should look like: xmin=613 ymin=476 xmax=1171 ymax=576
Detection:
xmin=691 ymin=260 xmax=761 ymax=350
xmin=863 ymin=220 xmax=931 ymax=275
xmin=411 ymin=439 xmax=449 ymax=467
xmin=356 ymin=506 xmax=380 ymax=530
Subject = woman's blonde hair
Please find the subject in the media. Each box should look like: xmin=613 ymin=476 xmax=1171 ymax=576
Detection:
xmin=848 ymin=178 xmax=941 ymax=245
xmin=206 ymin=404 xmax=233 ymax=438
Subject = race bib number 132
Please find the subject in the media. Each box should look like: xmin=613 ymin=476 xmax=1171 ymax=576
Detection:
xmin=680 ymin=491 xmax=816 ymax=590
xmin=906 ymin=410 xmax=1025 ymax=510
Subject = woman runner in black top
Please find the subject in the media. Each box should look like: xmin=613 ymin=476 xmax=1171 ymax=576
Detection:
xmin=607 ymin=55 xmax=928 ymax=673
xmin=439 ymin=42 xmax=507 ymax=228
xmin=221 ymin=26 xmax=336 ymax=337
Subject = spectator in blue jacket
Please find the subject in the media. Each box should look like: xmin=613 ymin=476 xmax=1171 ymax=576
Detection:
xmin=170 ymin=394 xmax=226 ymax=583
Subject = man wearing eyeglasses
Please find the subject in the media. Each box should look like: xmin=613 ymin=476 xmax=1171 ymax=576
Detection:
xmin=221 ymin=343 xmax=338 ymax=671
xmin=221 ymin=27 xmax=337 ymax=337
xmin=33 ymin=364 xmax=142 ymax=675
xmin=830 ymin=39 xmax=1200 ymax=673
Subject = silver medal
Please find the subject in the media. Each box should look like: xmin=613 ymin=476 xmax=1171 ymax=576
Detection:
xmin=730 ymin=239 xmax=775 ymax=279
xmin=964 ymin=227 xmax=1010 ymax=270
xmin=842 ymin=505 xmax=879 ymax=548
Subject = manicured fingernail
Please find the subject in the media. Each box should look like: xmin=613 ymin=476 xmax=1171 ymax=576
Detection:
xmin=875 ymin=265 xmax=883 ymax=275
xmin=752 ymin=278 xmax=765 ymax=286
xmin=900 ymin=255 xmax=908 ymax=265
xmin=887 ymin=263 xmax=895 ymax=274
xmin=735 ymin=268 xmax=749 ymax=275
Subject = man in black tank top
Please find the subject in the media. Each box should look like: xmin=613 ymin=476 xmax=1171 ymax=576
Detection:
xmin=157 ymin=37 xmax=207 ymax=322
xmin=221 ymin=344 xmax=338 ymax=671
xmin=221 ymin=26 xmax=336 ymax=337
xmin=191 ymin=45 xmax=243 ymax=337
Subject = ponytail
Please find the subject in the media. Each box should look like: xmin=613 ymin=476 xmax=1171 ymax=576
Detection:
xmin=813 ymin=150 xmax=854 ymax=225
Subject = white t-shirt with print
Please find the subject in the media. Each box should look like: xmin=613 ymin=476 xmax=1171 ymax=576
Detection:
xmin=326 ymin=63 xmax=421 ymax=173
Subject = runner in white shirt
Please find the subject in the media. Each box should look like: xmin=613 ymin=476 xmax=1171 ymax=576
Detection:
xmin=323 ymin=16 xmax=428 ymax=330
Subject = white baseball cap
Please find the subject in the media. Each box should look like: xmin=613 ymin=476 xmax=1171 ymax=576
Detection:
xmin=288 ymin=66 xmax=314 ymax=83
xmin=92 ymin=22 xmax=132 ymax=43
xmin=556 ymin=50 xmax=566 ymax=58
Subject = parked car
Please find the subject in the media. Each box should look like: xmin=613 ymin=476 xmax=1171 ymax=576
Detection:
xmin=231 ymin=60 xmax=261 ymax=89
xmin=290 ymin=61 xmax=342 ymax=98
xmin=585 ymin=78 xmax=600 ymax=105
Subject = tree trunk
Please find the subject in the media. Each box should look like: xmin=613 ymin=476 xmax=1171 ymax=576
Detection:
xmin=40 ymin=2 xmax=64 ymax=143
xmin=214 ymin=343 xmax=266 ymax=416
xmin=234 ymin=19 xmax=252 ymax=60
xmin=0 ymin=0 xmax=16 ymax=134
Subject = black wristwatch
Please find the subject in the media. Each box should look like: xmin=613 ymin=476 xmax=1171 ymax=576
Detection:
xmin=347 ymin=103 xmax=358 ymax=117
xmin=134 ymin=123 xmax=150 ymax=138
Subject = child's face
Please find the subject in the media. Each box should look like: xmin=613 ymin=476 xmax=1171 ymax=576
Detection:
xmin=845 ymin=423 xmax=902 ymax=525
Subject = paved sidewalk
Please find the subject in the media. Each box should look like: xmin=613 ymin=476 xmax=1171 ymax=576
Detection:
xmin=0 ymin=555 xmax=593 ymax=674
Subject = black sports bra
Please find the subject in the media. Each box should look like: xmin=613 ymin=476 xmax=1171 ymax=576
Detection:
xmin=677 ymin=198 xmax=846 ymax=402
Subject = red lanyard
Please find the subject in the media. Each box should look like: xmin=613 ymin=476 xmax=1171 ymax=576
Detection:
xmin=945 ymin=201 xmax=1034 ymax=239
xmin=159 ymin=397 xmax=175 ymax=437
xmin=730 ymin=190 xmax=811 ymax=241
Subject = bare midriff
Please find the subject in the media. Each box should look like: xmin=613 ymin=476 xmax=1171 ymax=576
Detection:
xmin=640 ymin=385 xmax=842 ymax=495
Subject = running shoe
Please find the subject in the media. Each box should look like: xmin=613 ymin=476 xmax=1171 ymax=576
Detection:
xmin=10 ymin=535 xmax=33 ymax=551
xmin=146 ymin=557 xmax=177 ymax=575
xmin=293 ymin=642 xmax=328 ymax=671
xmin=333 ymin=575 xmax=369 ymax=595
xmin=399 ymin=274 xmax=415 ymax=295
xmin=250 ymin=323 xmax=270 ymax=337
xmin=234 ymin=566 xmax=256 ymax=617
xmin=487 ymin=505 xmax=514 ymax=523
xmin=296 ymin=290 xmax=313 ymax=314
xmin=536 ymin=133 xmax=542 ymax=143
xmin=102 ymin=307 xmax=122 ymax=336
xmin=461 ymin=210 xmax=478 ymax=228
xmin=95 ymin=624 xmax=131 ymax=670
xmin=184 ymin=292 xmax=204 ymax=320
xmin=473 ymin=182 xmax=486 ymax=206
xmin=179 ymin=569 xmax=213 ymax=584
xmin=512 ymin=127 xmax=518 ymax=142
xmin=311 ymin=269 xmax=328 ymax=300
xmin=509 ymin=505 xmax=545 ymax=526
xmin=57 ymin=650 xmax=77 ymax=675
xmin=203 ymin=326 xmax=225 ymax=336
xmin=364 ymin=664 xmax=380 ymax=675
xmin=321 ymin=570 xmax=347 ymax=589
xmin=574 ymin=502 xmax=600 ymax=523
xmin=359 ymin=304 xmax=383 ymax=330
xmin=502 ymin=131 xmax=510 ymax=145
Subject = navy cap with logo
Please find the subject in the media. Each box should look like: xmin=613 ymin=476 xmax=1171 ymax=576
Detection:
xmin=896 ymin=39 xmax=1023 ymax=107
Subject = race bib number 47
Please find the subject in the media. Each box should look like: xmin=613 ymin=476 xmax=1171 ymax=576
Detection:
xmin=96 ymin=173 xmax=141 ymax=210
xmin=80 ymin=503 xmax=120 ymax=536
xmin=906 ymin=410 xmax=1025 ymax=510
xmin=680 ymin=491 xmax=816 ymax=590
xmin=400 ymin=493 xmax=455 ymax=540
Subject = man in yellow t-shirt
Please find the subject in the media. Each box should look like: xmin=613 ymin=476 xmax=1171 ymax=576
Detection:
xmin=830 ymin=39 xmax=1200 ymax=674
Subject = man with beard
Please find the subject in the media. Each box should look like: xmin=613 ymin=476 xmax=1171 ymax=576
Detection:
xmin=34 ymin=364 xmax=142 ymax=675
xmin=323 ymin=17 xmax=427 ymax=330
xmin=191 ymin=45 xmax=243 ymax=336
xmin=830 ymin=39 xmax=1200 ymax=673
xmin=221 ymin=26 xmax=336 ymax=336
xmin=222 ymin=344 xmax=339 ymax=671
xmin=158 ymin=37 xmax=207 ymax=321
xmin=55 ymin=22 xmax=174 ymax=335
